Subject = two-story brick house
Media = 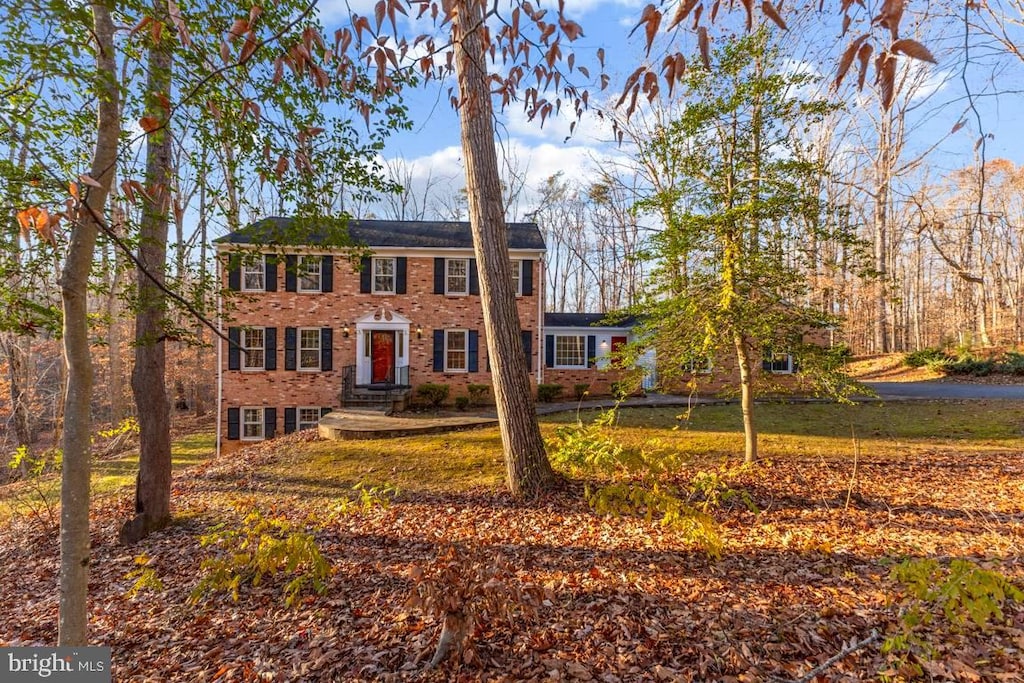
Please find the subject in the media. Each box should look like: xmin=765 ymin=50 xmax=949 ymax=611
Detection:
xmin=215 ymin=217 xmax=549 ymax=451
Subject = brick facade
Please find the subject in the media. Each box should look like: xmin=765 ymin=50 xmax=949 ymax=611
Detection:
xmin=218 ymin=246 xmax=543 ymax=452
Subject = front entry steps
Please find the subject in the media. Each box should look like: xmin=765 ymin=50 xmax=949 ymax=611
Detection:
xmin=340 ymin=387 xmax=411 ymax=415
xmin=318 ymin=409 xmax=496 ymax=440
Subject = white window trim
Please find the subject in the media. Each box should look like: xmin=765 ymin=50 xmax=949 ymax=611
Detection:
xmin=297 ymin=255 xmax=322 ymax=293
xmin=765 ymin=352 xmax=795 ymax=374
xmin=684 ymin=357 xmax=713 ymax=375
xmin=241 ymin=407 xmax=264 ymax=441
xmin=444 ymin=328 xmax=469 ymax=373
xmin=241 ymin=258 xmax=265 ymax=292
xmin=372 ymin=257 xmax=396 ymax=294
xmin=554 ymin=334 xmax=587 ymax=369
xmin=298 ymin=327 xmax=321 ymax=372
xmin=511 ymin=259 xmax=522 ymax=296
xmin=241 ymin=328 xmax=265 ymax=371
xmin=446 ymin=258 xmax=469 ymax=296
xmin=297 ymin=406 xmax=321 ymax=431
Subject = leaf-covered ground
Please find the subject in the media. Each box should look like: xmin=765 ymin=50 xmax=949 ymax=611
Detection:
xmin=2 ymin=403 xmax=1023 ymax=682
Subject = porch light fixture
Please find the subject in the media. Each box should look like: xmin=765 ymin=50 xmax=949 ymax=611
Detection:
xmin=342 ymin=324 xmax=350 ymax=338
xmin=416 ymin=325 xmax=422 ymax=339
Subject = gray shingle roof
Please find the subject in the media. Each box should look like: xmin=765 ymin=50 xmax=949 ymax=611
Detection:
xmin=544 ymin=313 xmax=636 ymax=329
xmin=215 ymin=217 xmax=545 ymax=251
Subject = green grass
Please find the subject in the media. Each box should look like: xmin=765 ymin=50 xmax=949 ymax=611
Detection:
xmin=543 ymin=401 xmax=1024 ymax=461
xmin=0 ymin=431 xmax=216 ymax=525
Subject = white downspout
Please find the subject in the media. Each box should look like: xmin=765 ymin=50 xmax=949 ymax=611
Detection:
xmin=215 ymin=248 xmax=223 ymax=458
xmin=537 ymin=253 xmax=544 ymax=384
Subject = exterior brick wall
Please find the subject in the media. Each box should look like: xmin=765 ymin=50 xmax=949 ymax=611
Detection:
xmin=219 ymin=250 xmax=542 ymax=448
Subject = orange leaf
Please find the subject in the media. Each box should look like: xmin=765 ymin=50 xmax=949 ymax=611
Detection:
xmin=761 ymin=1 xmax=787 ymax=30
xmin=891 ymin=38 xmax=936 ymax=63
xmin=950 ymin=119 xmax=967 ymax=134
xmin=79 ymin=174 xmax=103 ymax=189
xmin=856 ymin=42 xmax=873 ymax=91
xmin=167 ymin=0 xmax=191 ymax=46
xmin=140 ymin=116 xmax=161 ymax=133
xmin=69 ymin=182 xmax=79 ymax=200
xmin=697 ymin=27 xmax=711 ymax=69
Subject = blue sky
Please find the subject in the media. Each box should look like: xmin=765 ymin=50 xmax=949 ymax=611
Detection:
xmin=305 ymin=0 xmax=1024 ymax=221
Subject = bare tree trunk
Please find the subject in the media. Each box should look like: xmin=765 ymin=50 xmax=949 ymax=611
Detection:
xmin=106 ymin=203 xmax=126 ymax=424
xmin=453 ymin=0 xmax=555 ymax=497
xmin=123 ymin=9 xmax=172 ymax=543
xmin=0 ymin=333 xmax=33 ymax=448
xmin=873 ymin=111 xmax=892 ymax=354
xmin=734 ymin=333 xmax=757 ymax=464
xmin=59 ymin=0 xmax=119 ymax=646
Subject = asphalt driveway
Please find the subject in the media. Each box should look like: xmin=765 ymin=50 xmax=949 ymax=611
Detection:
xmin=864 ymin=381 xmax=1024 ymax=400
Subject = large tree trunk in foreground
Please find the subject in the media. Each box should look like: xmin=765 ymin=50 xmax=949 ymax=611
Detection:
xmin=453 ymin=0 xmax=555 ymax=497
xmin=734 ymin=333 xmax=757 ymax=464
xmin=123 ymin=9 xmax=173 ymax=544
xmin=59 ymin=0 xmax=119 ymax=646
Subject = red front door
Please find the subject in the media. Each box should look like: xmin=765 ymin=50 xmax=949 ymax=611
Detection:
xmin=371 ymin=331 xmax=395 ymax=383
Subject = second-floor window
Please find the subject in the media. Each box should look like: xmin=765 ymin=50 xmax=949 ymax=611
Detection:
xmin=242 ymin=260 xmax=265 ymax=291
xmin=445 ymin=329 xmax=468 ymax=372
xmin=510 ymin=259 xmax=522 ymax=296
xmin=446 ymin=258 xmax=469 ymax=295
xmin=242 ymin=328 xmax=265 ymax=370
xmin=297 ymin=255 xmax=322 ymax=292
xmin=299 ymin=328 xmax=321 ymax=370
xmin=373 ymin=257 xmax=396 ymax=293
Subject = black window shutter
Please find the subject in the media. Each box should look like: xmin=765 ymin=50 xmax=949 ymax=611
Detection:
xmin=320 ymin=406 xmax=332 ymax=417
xmin=227 ymin=261 xmax=241 ymax=290
xmin=285 ymin=255 xmax=297 ymax=292
xmin=545 ymin=334 xmax=555 ymax=368
xmin=284 ymin=407 xmax=297 ymax=434
xmin=321 ymin=327 xmax=333 ymax=371
xmin=434 ymin=258 xmax=445 ymax=294
xmin=227 ymin=408 xmax=240 ymax=440
xmin=321 ymin=255 xmax=333 ymax=292
xmin=521 ymin=331 xmax=532 ymax=370
xmin=265 ymin=327 xmax=277 ymax=371
xmin=587 ymin=335 xmax=597 ymax=368
xmin=360 ymin=257 xmax=372 ymax=293
xmin=433 ymin=330 xmax=445 ymax=371
xmin=396 ymin=257 xmax=407 ymax=294
xmin=468 ymin=330 xmax=479 ymax=372
xmin=265 ymin=256 xmax=278 ymax=292
xmin=264 ymin=407 xmax=277 ymax=438
xmin=469 ymin=259 xmax=479 ymax=295
xmin=285 ymin=327 xmax=297 ymax=370
xmin=522 ymin=260 xmax=533 ymax=296
xmin=228 ymin=327 xmax=240 ymax=370
xmin=761 ymin=358 xmax=772 ymax=371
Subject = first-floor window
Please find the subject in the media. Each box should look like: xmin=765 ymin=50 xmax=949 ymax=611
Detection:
xmin=298 ymin=407 xmax=321 ymax=431
xmin=299 ymin=328 xmax=321 ymax=370
xmin=445 ymin=329 xmax=468 ymax=372
xmin=242 ymin=407 xmax=264 ymax=440
xmin=242 ymin=328 xmax=265 ymax=370
xmin=684 ymin=357 xmax=713 ymax=374
xmin=764 ymin=351 xmax=794 ymax=374
xmin=555 ymin=334 xmax=586 ymax=368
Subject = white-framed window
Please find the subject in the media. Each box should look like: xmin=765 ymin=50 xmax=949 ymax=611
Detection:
xmin=242 ymin=259 xmax=265 ymax=291
xmin=298 ymin=407 xmax=321 ymax=431
xmin=297 ymin=255 xmax=322 ymax=292
xmin=684 ymin=357 xmax=713 ymax=374
xmin=242 ymin=407 xmax=264 ymax=440
xmin=372 ymin=257 xmax=396 ymax=294
xmin=299 ymin=328 xmax=321 ymax=371
xmin=555 ymin=334 xmax=586 ymax=368
xmin=446 ymin=258 xmax=469 ymax=295
xmin=445 ymin=329 xmax=468 ymax=372
xmin=764 ymin=351 xmax=794 ymax=374
xmin=241 ymin=328 xmax=265 ymax=370
xmin=510 ymin=259 xmax=522 ymax=296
